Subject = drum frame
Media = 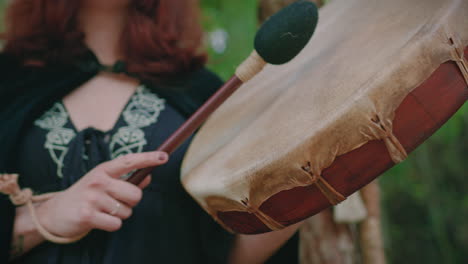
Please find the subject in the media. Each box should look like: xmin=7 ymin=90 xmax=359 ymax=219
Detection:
xmin=218 ymin=47 xmax=468 ymax=234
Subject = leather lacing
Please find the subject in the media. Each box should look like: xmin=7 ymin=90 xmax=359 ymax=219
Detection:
xmin=240 ymin=198 xmax=285 ymax=230
xmin=301 ymin=162 xmax=346 ymax=205
xmin=448 ymin=37 xmax=468 ymax=85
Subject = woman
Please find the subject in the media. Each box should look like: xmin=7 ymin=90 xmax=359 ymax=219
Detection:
xmin=0 ymin=0 xmax=301 ymax=263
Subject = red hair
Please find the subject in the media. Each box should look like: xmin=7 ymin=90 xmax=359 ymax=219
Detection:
xmin=2 ymin=0 xmax=207 ymax=80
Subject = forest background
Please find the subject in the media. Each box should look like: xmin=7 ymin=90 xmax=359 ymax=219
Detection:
xmin=0 ymin=0 xmax=466 ymax=263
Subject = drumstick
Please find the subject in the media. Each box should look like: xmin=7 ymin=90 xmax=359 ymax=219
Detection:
xmin=127 ymin=0 xmax=318 ymax=185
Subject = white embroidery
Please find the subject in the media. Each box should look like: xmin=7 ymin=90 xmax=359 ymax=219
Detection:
xmin=35 ymin=85 xmax=165 ymax=179
xmin=35 ymin=103 xmax=76 ymax=178
xmin=110 ymin=85 xmax=166 ymax=160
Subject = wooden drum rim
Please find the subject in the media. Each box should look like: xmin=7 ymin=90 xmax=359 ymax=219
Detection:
xmin=217 ymin=47 xmax=468 ymax=234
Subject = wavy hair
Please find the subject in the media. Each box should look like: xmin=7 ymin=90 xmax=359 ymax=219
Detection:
xmin=2 ymin=0 xmax=206 ymax=80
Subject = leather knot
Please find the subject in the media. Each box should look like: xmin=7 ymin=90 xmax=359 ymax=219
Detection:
xmin=0 ymin=174 xmax=34 ymax=206
xmin=0 ymin=174 xmax=20 ymax=195
xmin=0 ymin=174 xmax=89 ymax=244
xmin=10 ymin=188 xmax=33 ymax=206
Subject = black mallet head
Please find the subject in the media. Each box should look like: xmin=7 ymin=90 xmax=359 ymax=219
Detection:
xmin=254 ymin=0 xmax=319 ymax=65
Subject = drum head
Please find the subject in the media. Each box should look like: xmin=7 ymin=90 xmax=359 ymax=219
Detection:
xmin=182 ymin=0 xmax=468 ymax=233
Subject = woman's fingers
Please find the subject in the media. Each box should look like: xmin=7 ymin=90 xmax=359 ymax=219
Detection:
xmin=66 ymin=152 xmax=166 ymax=235
xmin=92 ymin=212 xmax=123 ymax=232
xmin=106 ymin=179 xmax=143 ymax=207
xmin=138 ymin=175 xmax=152 ymax=189
xmin=100 ymin=151 xmax=168 ymax=178
xmin=94 ymin=193 xmax=133 ymax=220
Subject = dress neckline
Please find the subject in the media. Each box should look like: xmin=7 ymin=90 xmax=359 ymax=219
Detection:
xmin=61 ymin=84 xmax=145 ymax=135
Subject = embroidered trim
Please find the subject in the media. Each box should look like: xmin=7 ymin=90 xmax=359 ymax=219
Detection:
xmin=35 ymin=85 xmax=165 ymax=179
xmin=110 ymin=86 xmax=166 ymax=178
xmin=35 ymin=103 xmax=76 ymax=178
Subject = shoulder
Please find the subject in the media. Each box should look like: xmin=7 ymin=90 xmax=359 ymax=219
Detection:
xmin=183 ymin=67 xmax=223 ymax=108
xmin=145 ymin=68 xmax=223 ymax=118
xmin=0 ymin=52 xmax=15 ymax=66
xmin=0 ymin=53 xmax=33 ymax=111
xmin=0 ymin=52 xmax=47 ymax=73
xmin=0 ymin=52 xmax=23 ymax=79
xmin=0 ymin=52 xmax=56 ymax=89
xmin=0 ymin=53 xmax=53 ymax=112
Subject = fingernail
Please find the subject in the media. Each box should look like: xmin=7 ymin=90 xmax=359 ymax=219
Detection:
xmin=158 ymin=152 xmax=168 ymax=161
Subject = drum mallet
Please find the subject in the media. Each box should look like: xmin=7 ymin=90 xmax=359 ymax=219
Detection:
xmin=128 ymin=0 xmax=318 ymax=185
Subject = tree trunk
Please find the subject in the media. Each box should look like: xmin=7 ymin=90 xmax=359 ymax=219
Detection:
xmin=359 ymin=181 xmax=386 ymax=264
xmin=299 ymin=182 xmax=386 ymax=264
xmin=299 ymin=209 xmax=357 ymax=264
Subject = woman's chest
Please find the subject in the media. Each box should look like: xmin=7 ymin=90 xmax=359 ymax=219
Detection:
xmin=62 ymin=73 xmax=141 ymax=132
xmin=16 ymin=86 xmax=189 ymax=193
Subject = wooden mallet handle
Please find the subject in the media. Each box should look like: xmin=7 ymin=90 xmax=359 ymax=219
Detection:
xmin=127 ymin=0 xmax=318 ymax=185
xmin=126 ymin=52 xmax=266 ymax=185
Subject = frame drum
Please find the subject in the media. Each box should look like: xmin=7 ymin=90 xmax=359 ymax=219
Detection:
xmin=182 ymin=0 xmax=468 ymax=234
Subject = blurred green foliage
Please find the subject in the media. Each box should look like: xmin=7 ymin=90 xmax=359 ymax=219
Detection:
xmin=0 ymin=0 xmax=5 ymax=32
xmin=201 ymin=0 xmax=257 ymax=80
xmin=381 ymin=103 xmax=468 ymax=264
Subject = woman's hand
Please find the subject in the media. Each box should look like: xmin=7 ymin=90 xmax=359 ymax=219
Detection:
xmin=36 ymin=151 xmax=168 ymax=238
